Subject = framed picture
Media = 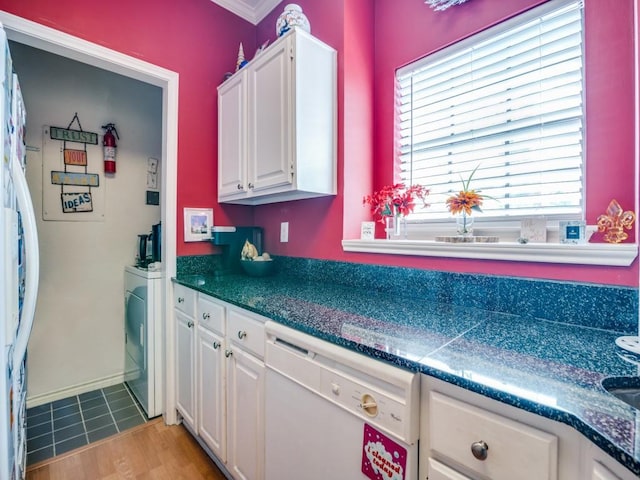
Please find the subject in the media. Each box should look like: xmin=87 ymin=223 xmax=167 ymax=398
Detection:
xmin=184 ymin=208 xmax=213 ymax=242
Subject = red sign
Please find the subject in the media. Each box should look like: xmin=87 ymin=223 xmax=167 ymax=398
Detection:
xmin=362 ymin=423 xmax=407 ymax=480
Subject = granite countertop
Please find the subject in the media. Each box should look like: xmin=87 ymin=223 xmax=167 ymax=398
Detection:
xmin=173 ymin=272 xmax=640 ymax=476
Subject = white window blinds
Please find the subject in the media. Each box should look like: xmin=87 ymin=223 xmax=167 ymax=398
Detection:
xmin=397 ymin=0 xmax=584 ymax=222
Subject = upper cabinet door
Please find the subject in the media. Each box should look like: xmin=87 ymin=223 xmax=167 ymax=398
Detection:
xmin=218 ymin=70 xmax=247 ymax=199
xmin=217 ymin=30 xmax=336 ymax=206
xmin=247 ymin=39 xmax=292 ymax=193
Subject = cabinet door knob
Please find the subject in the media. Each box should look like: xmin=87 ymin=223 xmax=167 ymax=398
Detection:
xmin=248 ymin=183 xmax=254 ymax=189
xmin=178 ymin=297 xmax=184 ymax=303
xmin=213 ymin=341 xmax=220 ymax=349
xmin=187 ymin=321 xmax=194 ymax=328
xmin=225 ymin=349 xmax=233 ymax=358
xmin=471 ymin=440 xmax=489 ymax=461
xmin=237 ymin=330 xmax=247 ymax=339
xmin=237 ymin=183 xmax=243 ymax=190
xmin=202 ymin=312 xmax=210 ymax=320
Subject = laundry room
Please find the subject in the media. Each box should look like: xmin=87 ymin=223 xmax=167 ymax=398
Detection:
xmin=9 ymin=42 xmax=163 ymax=405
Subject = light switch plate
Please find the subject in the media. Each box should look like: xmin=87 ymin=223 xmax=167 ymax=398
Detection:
xmin=280 ymin=222 xmax=289 ymax=242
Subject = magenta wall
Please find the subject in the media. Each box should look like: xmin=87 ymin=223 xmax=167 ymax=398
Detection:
xmin=255 ymin=0 xmax=638 ymax=287
xmin=4 ymin=0 xmax=637 ymax=286
xmin=0 ymin=0 xmax=256 ymax=257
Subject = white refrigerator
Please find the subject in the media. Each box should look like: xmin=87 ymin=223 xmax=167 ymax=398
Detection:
xmin=0 ymin=24 xmax=39 ymax=480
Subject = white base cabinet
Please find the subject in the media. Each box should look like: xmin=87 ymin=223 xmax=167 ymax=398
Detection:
xmin=218 ymin=28 xmax=337 ymax=205
xmin=174 ymin=284 xmax=265 ymax=480
xmin=197 ymin=325 xmax=225 ymax=461
xmin=174 ymin=285 xmax=197 ymax=431
xmin=227 ymin=347 xmax=264 ymax=480
xmin=420 ymin=375 xmax=639 ymax=480
xmin=176 ymin=286 xmax=639 ymax=480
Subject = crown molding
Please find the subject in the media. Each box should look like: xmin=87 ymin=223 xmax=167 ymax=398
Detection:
xmin=211 ymin=0 xmax=282 ymax=25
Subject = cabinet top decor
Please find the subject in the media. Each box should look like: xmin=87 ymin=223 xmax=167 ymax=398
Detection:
xmin=276 ymin=4 xmax=310 ymax=37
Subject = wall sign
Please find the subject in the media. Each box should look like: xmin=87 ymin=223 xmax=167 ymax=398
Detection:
xmin=46 ymin=114 xmax=101 ymax=217
xmin=49 ymin=126 xmax=98 ymax=145
xmin=42 ymin=125 xmax=105 ymax=222
xmin=51 ymin=171 xmax=99 ymax=187
xmin=61 ymin=192 xmax=93 ymax=212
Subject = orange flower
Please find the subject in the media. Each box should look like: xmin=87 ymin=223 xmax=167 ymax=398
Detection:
xmin=446 ymin=190 xmax=483 ymax=216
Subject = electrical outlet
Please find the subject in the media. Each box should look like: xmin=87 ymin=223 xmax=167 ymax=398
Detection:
xmin=280 ymin=222 xmax=289 ymax=243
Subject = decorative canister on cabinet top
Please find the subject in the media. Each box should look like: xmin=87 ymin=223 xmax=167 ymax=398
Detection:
xmin=276 ymin=4 xmax=311 ymax=37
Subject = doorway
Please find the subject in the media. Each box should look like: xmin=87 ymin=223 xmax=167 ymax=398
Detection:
xmin=0 ymin=12 xmax=180 ymax=427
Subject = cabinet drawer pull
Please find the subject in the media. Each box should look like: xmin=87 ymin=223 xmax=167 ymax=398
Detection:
xmin=471 ymin=440 xmax=489 ymax=461
xmin=202 ymin=312 xmax=210 ymax=320
xmin=237 ymin=330 xmax=247 ymax=339
xmin=213 ymin=341 xmax=220 ymax=349
xmin=178 ymin=297 xmax=184 ymax=303
xmin=187 ymin=321 xmax=194 ymax=328
xmin=225 ymin=349 xmax=233 ymax=358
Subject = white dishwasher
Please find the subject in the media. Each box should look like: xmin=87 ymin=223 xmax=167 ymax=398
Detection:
xmin=264 ymin=321 xmax=420 ymax=480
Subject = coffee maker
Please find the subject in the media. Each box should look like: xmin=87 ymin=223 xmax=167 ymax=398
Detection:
xmin=137 ymin=222 xmax=161 ymax=268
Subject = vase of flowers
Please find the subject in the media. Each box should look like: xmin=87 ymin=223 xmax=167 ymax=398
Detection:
xmin=446 ymin=166 xmax=490 ymax=236
xmin=363 ymin=183 xmax=429 ymax=239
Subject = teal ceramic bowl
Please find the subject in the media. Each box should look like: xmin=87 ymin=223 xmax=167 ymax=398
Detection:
xmin=240 ymin=259 xmax=275 ymax=277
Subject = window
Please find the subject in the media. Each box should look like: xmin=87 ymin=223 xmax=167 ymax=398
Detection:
xmin=396 ymin=0 xmax=584 ymax=223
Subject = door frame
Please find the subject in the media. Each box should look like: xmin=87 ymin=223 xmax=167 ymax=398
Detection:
xmin=0 ymin=11 xmax=180 ymax=424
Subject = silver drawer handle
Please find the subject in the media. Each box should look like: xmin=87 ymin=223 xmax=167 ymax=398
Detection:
xmin=213 ymin=341 xmax=220 ymax=350
xmin=178 ymin=297 xmax=184 ymax=303
xmin=202 ymin=312 xmax=210 ymax=320
xmin=187 ymin=321 xmax=194 ymax=328
xmin=471 ymin=440 xmax=489 ymax=461
xmin=225 ymin=349 xmax=233 ymax=358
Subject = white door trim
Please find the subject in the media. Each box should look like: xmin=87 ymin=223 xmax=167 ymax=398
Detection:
xmin=0 ymin=11 xmax=180 ymax=425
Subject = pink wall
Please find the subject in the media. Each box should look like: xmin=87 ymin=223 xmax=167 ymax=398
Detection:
xmin=255 ymin=0 xmax=639 ymax=287
xmin=4 ymin=0 xmax=637 ymax=286
xmin=0 ymin=0 xmax=256 ymax=257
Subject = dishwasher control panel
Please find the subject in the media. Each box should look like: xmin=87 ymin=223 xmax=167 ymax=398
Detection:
xmin=321 ymin=368 xmax=410 ymax=441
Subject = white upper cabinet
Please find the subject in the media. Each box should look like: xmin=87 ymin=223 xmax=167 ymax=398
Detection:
xmin=218 ymin=29 xmax=337 ymax=205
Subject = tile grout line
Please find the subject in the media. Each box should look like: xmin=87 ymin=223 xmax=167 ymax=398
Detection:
xmin=76 ymin=394 xmax=90 ymax=445
xmin=101 ymin=388 xmax=121 ymax=434
xmin=123 ymin=382 xmax=147 ymax=423
xmin=49 ymin=401 xmax=55 ymax=457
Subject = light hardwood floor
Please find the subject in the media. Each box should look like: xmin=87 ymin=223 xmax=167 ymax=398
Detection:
xmin=26 ymin=418 xmax=227 ymax=480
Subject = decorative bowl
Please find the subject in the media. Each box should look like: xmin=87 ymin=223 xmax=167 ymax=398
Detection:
xmin=240 ymin=259 xmax=275 ymax=277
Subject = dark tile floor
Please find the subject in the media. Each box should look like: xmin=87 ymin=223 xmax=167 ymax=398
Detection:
xmin=25 ymin=383 xmax=148 ymax=466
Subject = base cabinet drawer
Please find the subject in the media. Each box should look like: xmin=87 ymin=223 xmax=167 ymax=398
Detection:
xmin=228 ymin=308 xmax=265 ymax=359
xmin=174 ymin=283 xmax=196 ymax=316
xmin=429 ymin=458 xmax=472 ymax=480
xmin=429 ymin=391 xmax=558 ymax=480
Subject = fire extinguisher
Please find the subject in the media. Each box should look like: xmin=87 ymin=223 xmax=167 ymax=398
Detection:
xmin=102 ymin=123 xmax=119 ymax=174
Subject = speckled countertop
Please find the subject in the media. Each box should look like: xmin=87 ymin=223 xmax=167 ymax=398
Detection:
xmin=173 ymin=270 xmax=640 ymax=476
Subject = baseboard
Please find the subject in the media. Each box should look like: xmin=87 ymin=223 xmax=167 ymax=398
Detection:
xmin=26 ymin=372 xmax=126 ymax=408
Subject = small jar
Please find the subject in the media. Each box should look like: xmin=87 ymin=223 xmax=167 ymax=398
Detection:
xmin=276 ymin=4 xmax=311 ymax=37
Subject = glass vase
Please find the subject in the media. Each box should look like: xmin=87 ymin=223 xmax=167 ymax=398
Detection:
xmin=385 ymin=215 xmax=407 ymax=239
xmin=456 ymin=212 xmax=474 ymax=236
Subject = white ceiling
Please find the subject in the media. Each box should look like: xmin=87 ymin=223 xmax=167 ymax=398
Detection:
xmin=210 ymin=0 xmax=282 ymax=25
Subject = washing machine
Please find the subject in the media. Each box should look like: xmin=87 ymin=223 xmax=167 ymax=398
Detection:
xmin=124 ymin=265 xmax=163 ymax=418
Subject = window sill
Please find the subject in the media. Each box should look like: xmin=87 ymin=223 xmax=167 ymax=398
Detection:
xmin=341 ymin=239 xmax=638 ymax=266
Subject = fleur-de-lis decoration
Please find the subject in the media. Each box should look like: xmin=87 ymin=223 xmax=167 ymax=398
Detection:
xmin=596 ymin=199 xmax=636 ymax=244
